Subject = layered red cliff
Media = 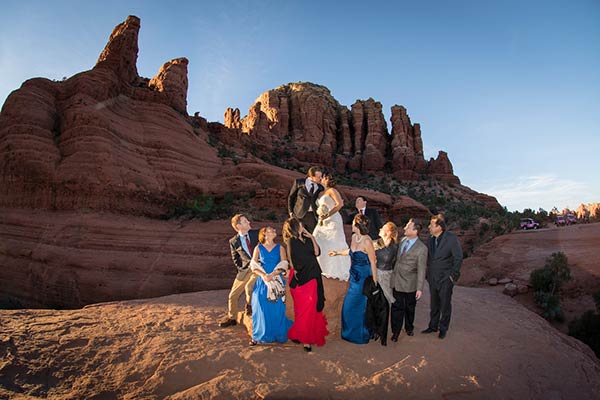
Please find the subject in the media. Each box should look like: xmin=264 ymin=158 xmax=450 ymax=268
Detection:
xmin=0 ymin=16 xmax=500 ymax=308
xmin=220 ymin=83 xmax=460 ymax=183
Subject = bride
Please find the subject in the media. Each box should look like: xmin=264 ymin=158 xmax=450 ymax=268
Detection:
xmin=312 ymin=172 xmax=350 ymax=281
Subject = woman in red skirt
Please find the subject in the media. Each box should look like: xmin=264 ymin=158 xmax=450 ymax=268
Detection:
xmin=283 ymin=217 xmax=329 ymax=352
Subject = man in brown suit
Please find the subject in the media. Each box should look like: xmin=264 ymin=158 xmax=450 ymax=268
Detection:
xmin=390 ymin=219 xmax=428 ymax=341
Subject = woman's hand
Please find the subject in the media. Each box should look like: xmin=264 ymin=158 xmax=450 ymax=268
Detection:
xmin=328 ymin=250 xmax=337 ymax=257
xmin=263 ymin=273 xmax=273 ymax=282
xmin=302 ymin=228 xmax=313 ymax=238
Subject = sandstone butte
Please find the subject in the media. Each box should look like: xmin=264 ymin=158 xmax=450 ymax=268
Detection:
xmin=1 ymin=15 xmax=599 ymax=398
xmin=0 ymin=15 xmax=500 ymax=308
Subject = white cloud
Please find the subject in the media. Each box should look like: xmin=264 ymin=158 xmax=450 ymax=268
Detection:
xmin=480 ymin=175 xmax=595 ymax=212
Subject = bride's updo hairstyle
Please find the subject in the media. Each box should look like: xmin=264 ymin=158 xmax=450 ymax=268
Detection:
xmin=353 ymin=213 xmax=370 ymax=235
xmin=322 ymin=170 xmax=337 ymax=187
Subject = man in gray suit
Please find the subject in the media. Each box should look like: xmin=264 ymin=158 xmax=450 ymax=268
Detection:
xmin=422 ymin=214 xmax=463 ymax=339
xmin=391 ymin=219 xmax=428 ymax=341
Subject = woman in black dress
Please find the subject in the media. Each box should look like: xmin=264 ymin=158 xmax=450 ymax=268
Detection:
xmin=283 ymin=217 xmax=329 ymax=352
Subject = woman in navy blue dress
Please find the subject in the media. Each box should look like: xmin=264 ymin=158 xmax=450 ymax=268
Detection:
xmin=249 ymin=227 xmax=292 ymax=345
xmin=329 ymin=214 xmax=378 ymax=344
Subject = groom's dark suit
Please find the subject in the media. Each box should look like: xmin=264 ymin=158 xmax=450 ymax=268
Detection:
xmin=347 ymin=207 xmax=383 ymax=240
xmin=426 ymin=231 xmax=463 ymax=334
xmin=288 ymin=178 xmax=324 ymax=232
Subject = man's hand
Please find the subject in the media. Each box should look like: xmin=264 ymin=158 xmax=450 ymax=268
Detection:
xmin=416 ymin=290 xmax=422 ymax=300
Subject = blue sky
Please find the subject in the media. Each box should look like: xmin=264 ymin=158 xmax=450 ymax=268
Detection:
xmin=1 ymin=0 xmax=599 ymax=212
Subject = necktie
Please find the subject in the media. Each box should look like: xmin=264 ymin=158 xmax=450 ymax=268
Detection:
xmin=245 ymin=234 xmax=252 ymax=255
xmin=309 ymin=184 xmax=315 ymax=195
xmin=360 ymin=209 xmax=364 ymax=215
xmin=401 ymin=241 xmax=409 ymax=255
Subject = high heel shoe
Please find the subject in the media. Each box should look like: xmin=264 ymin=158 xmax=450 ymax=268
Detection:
xmin=249 ymin=340 xmax=257 ymax=346
xmin=303 ymin=345 xmax=312 ymax=352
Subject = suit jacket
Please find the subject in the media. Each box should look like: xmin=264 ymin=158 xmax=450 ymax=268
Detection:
xmin=229 ymin=229 xmax=259 ymax=280
xmin=287 ymin=178 xmax=324 ymax=218
xmin=426 ymin=231 xmax=463 ymax=287
xmin=347 ymin=207 xmax=383 ymax=240
xmin=363 ymin=275 xmax=389 ymax=345
xmin=392 ymin=237 xmax=427 ymax=293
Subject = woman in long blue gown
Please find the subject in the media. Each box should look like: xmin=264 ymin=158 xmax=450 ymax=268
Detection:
xmin=329 ymin=214 xmax=378 ymax=344
xmin=250 ymin=227 xmax=292 ymax=345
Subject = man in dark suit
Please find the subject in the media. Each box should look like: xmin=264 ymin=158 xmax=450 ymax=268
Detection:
xmin=391 ymin=219 xmax=428 ymax=341
xmin=347 ymin=196 xmax=383 ymax=240
xmin=422 ymin=214 xmax=463 ymax=339
xmin=287 ymin=166 xmax=324 ymax=233
xmin=220 ymin=213 xmax=259 ymax=328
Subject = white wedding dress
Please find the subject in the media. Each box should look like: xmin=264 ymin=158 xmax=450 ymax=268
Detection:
xmin=312 ymin=194 xmax=351 ymax=281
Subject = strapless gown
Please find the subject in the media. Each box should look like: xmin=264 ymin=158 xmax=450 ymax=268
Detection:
xmin=341 ymin=250 xmax=372 ymax=344
xmin=312 ymin=194 xmax=350 ymax=281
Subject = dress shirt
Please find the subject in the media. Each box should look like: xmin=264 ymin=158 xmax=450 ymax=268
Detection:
xmin=240 ymin=233 xmax=251 ymax=255
xmin=401 ymin=237 xmax=418 ymax=254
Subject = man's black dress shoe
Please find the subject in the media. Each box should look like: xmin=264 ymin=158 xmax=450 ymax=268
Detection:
xmin=391 ymin=332 xmax=399 ymax=342
xmin=438 ymin=331 xmax=447 ymax=339
xmin=245 ymin=303 xmax=252 ymax=317
xmin=219 ymin=318 xmax=237 ymax=328
xmin=406 ymin=330 xmax=414 ymax=336
xmin=421 ymin=327 xmax=438 ymax=334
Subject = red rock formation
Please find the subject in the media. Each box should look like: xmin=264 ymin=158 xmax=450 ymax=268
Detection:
xmin=0 ymin=16 xmax=219 ymax=216
xmin=224 ymin=82 xmax=461 ymax=183
xmin=0 ymin=15 xmax=505 ymax=312
xmin=148 ymin=57 xmax=189 ymax=114
xmin=460 ymin=223 xmax=600 ymax=330
xmin=95 ymin=15 xmax=140 ymax=84
xmin=223 ymin=107 xmax=241 ymax=129
xmin=427 ymin=151 xmax=461 ymax=184
xmin=390 ymin=105 xmax=428 ymax=179
xmin=237 ymin=82 xmax=340 ymax=166
xmin=352 ymin=98 xmax=388 ymax=173
xmin=390 ymin=195 xmax=432 ymax=223
xmin=576 ymin=203 xmax=600 ymax=220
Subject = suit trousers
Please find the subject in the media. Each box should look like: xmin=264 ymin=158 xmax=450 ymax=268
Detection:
xmin=302 ymin=211 xmax=317 ymax=234
xmin=227 ymin=271 xmax=258 ymax=320
xmin=428 ymin=278 xmax=454 ymax=332
xmin=391 ymin=290 xmax=417 ymax=334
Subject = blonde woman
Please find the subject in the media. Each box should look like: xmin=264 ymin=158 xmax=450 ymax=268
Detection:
xmin=374 ymin=222 xmax=399 ymax=305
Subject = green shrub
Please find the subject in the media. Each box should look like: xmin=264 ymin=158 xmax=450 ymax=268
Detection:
xmin=533 ymin=291 xmax=564 ymax=321
xmin=529 ymin=252 xmax=571 ymax=321
xmin=530 ymin=252 xmax=571 ymax=293
xmin=568 ymin=290 xmax=600 ymax=358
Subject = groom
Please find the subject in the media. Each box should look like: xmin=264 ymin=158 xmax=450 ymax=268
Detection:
xmin=287 ymin=166 xmax=324 ymax=233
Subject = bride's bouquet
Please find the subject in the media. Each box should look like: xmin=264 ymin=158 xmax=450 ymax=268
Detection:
xmin=317 ymin=203 xmax=329 ymax=226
